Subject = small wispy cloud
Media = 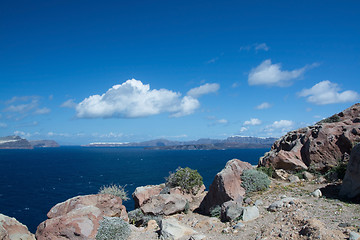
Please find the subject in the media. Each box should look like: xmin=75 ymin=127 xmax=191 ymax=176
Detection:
xmin=299 ymin=80 xmax=359 ymax=105
xmin=265 ymin=120 xmax=295 ymax=136
xmin=244 ymin=118 xmax=262 ymax=126
xmin=256 ymin=102 xmax=272 ymax=110
xmin=0 ymin=122 xmax=7 ymax=128
xmin=3 ymin=96 xmax=50 ymax=119
xmin=248 ymin=59 xmax=318 ymax=87
xmin=187 ymin=83 xmax=220 ymax=98
xmin=61 ymin=99 xmax=77 ymax=108
xmin=240 ymin=43 xmax=269 ymax=52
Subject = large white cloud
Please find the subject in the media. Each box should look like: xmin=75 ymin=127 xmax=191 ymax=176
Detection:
xmin=299 ymin=80 xmax=359 ymax=105
xmin=248 ymin=59 xmax=311 ymax=87
xmin=244 ymin=118 xmax=262 ymax=126
xmin=187 ymin=83 xmax=220 ymax=98
xmin=76 ymin=79 xmax=216 ymax=118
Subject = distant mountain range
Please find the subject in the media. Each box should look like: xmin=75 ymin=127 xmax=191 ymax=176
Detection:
xmin=0 ymin=136 xmax=60 ymax=149
xmin=85 ymin=136 xmax=277 ymax=150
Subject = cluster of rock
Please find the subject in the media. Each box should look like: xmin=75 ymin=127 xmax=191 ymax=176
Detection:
xmin=259 ymin=103 xmax=360 ymax=172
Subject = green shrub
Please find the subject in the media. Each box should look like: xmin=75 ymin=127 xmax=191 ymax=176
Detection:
xmin=325 ymin=161 xmax=347 ymax=180
xmin=166 ymin=167 xmax=203 ymax=194
xmin=209 ymin=205 xmax=221 ymax=218
xmin=317 ymin=114 xmax=341 ymax=124
xmin=98 ymin=184 xmax=129 ymax=201
xmin=128 ymin=208 xmax=162 ymax=227
xmin=257 ymin=166 xmax=274 ymax=178
xmin=241 ymin=169 xmax=270 ymax=193
xmin=96 ymin=217 xmax=131 ymax=240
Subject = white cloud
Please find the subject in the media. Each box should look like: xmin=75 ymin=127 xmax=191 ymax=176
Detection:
xmin=47 ymin=132 xmax=70 ymax=137
xmin=299 ymin=80 xmax=360 ymax=105
xmin=217 ymin=119 xmax=228 ymax=124
xmin=248 ymin=59 xmax=313 ymax=87
xmin=76 ymin=79 xmax=203 ymax=118
xmin=244 ymin=118 xmax=262 ymax=126
xmin=0 ymin=122 xmax=7 ymax=128
xmin=14 ymin=130 xmax=31 ymax=138
xmin=254 ymin=43 xmax=269 ymax=51
xmin=240 ymin=43 xmax=269 ymax=52
xmin=34 ymin=107 xmax=51 ymax=114
xmin=265 ymin=120 xmax=295 ymax=136
xmin=187 ymin=83 xmax=220 ymax=98
xmin=271 ymin=120 xmax=294 ymax=129
xmin=207 ymin=57 xmax=219 ymax=64
xmin=239 ymin=127 xmax=248 ymax=132
xmin=256 ymin=102 xmax=271 ymax=110
xmin=61 ymin=99 xmax=77 ymax=108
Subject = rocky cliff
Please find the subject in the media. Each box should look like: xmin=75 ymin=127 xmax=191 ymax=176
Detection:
xmin=259 ymin=103 xmax=360 ymax=172
xmin=29 ymin=140 xmax=60 ymax=148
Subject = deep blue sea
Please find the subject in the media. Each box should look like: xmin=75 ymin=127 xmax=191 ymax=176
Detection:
xmin=0 ymin=147 xmax=268 ymax=233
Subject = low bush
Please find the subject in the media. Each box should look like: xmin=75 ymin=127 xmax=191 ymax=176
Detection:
xmin=166 ymin=167 xmax=203 ymax=194
xmin=257 ymin=166 xmax=274 ymax=178
xmin=209 ymin=205 xmax=221 ymax=218
xmin=241 ymin=169 xmax=270 ymax=193
xmin=128 ymin=208 xmax=162 ymax=227
xmin=96 ymin=217 xmax=130 ymax=240
xmin=317 ymin=114 xmax=341 ymax=124
xmin=325 ymin=161 xmax=347 ymax=180
xmin=98 ymin=184 xmax=129 ymax=201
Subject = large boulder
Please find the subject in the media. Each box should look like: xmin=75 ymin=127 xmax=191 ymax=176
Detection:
xmin=0 ymin=213 xmax=35 ymax=240
xmin=340 ymin=143 xmax=360 ymax=199
xmin=132 ymin=184 xmax=163 ymax=208
xmin=35 ymin=194 xmax=128 ymax=240
xmin=159 ymin=217 xmax=196 ymax=240
xmin=199 ymin=159 xmax=253 ymax=214
xmin=141 ymin=194 xmax=187 ymax=215
xmin=259 ymin=103 xmax=360 ymax=172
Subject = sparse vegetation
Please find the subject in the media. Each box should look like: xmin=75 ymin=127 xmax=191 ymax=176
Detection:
xmin=98 ymin=184 xmax=129 ymax=201
xmin=128 ymin=208 xmax=162 ymax=227
xmin=317 ymin=114 xmax=341 ymax=124
xmin=241 ymin=169 xmax=270 ymax=193
xmin=325 ymin=161 xmax=347 ymax=180
xmin=257 ymin=166 xmax=274 ymax=178
xmin=209 ymin=205 xmax=221 ymax=218
xmin=96 ymin=217 xmax=130 ymax=240
xmin=166 ymin=167 xmax=203 ymax=194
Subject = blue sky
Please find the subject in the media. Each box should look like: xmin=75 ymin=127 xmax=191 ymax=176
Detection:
xmin=0 ymin=0 xmax=359 ymax=144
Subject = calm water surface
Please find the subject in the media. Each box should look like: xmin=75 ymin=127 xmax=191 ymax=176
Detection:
xmin=0 ymin=147 xmax=268 ymax=233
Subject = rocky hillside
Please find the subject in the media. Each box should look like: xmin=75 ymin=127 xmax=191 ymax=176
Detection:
xmin=0 ymin=136 xmax=33 ymax=149
xmin=29 ymin=140 xmax=60 ymax=148
xmin=259 ymin=103 xmax=360 ymax=172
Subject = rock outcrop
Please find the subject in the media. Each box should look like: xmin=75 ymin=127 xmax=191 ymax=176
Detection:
xmin=0 ymin=213 xmax=35 ymax=240
xmin=141 ymin=194 xmax=188 ymax=215
xmin=35 ymin=194 xmax=127 ymax=240
xmin=259 ymin=103 xmax=360 ymax=172
xmin=132 ymin=184 xmax=163 ymax=208
xmin=340 ymin=143 xmax=360 ymax=199
xmin=199 ymin=159 xmax=253 ymax=214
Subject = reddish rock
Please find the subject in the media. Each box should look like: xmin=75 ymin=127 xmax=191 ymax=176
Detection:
xmin=0 ymin=213 xmax=35 ymax=240
xmin=340 ymin=143 xmax=360 ymax=199
xmin=132 ymin=184 xmax=163 ymax=208
xmin=199 ymin=159 xmax=253 ymax=214
xmin=35 ymin=194 xmax=128 ymax=240
xmin=259 ymin=103 xmax=360 ymax=172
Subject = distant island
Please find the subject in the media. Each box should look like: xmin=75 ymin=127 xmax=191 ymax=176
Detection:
xmin=0 ymin=136 xmax=60 ymax=149
xmin=84 ymin=136 xmax=277 ymax=150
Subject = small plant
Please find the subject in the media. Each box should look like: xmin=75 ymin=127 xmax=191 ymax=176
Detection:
xmin=98 ymin=184 xmax=129 ymax=201
xmin=325 ymin=161 xmax=347 ymax=180
xmin=317 ymin=114 xmax=341 ymax=124
xmin=96 ymin=217 xmax=131 ymax=240
xmin=241 ymin=169 xmax=270 ymax=193
xmin=257 ymin=166 xmax=274 ymax=178
xmin=166 ymin=167 xmax=203 ymax=194
xmin=209 ymin=205 xmax=221 ymax=218
xmin=128 ymin=208 xmax=162 ymax=227
xmin=184 ymin=201 xmax=190 ymax=214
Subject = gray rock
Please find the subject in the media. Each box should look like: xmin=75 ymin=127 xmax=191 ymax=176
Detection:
xmin=349 ymin=231 xmax=360 ymax=240
xmin=303 ymin=171 xmax=315 ymax=181
xmin=221 ymin=200 xmax=243 ymax=222
xmin=311 ymin=189 xmax=322 ymax=198
xmin=244 ymin=197 xmax=252 ymax=205
xmin=160 ymin=217 xmax=196 ymax=240
xmin=241 ymin=206 xmax=259 ymax=222
xmin=288 ymin=175 xmax=300 ymax=183
xmin=189 ymin=234 xmax=206 ymax=240
xmin=340 ymin=143 xmax=360 ymax=199
xmin=254 ymin=199 xmax=263 ymax=206
xmin=141 ymin=194 xmax=187 ymax=216
xmin=268 ymin=197 xmax=296 ymax=212
xmin=233 ymin=222 xmax=245 ymax=229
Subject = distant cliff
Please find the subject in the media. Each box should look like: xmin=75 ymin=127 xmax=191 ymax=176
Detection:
xmin=0 ymin=136 xmax=33 ymax=149
xmin=30 ymin=140 xmax=60 ymax=148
